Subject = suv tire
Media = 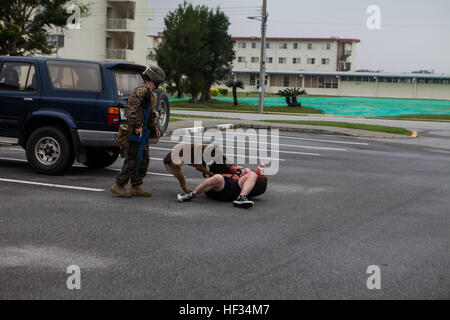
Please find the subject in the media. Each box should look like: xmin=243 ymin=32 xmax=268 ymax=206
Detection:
xmin=155 ymin=89 xmax=170 ymax=135
xmin=26 ymin=126 xmax=75 ymax=174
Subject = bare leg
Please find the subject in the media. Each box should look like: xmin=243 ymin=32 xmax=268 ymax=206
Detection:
xmin=238 ymin=172 xmax=257 ymax=196
xmin=192 ymin=174 xmax=225 ymax=196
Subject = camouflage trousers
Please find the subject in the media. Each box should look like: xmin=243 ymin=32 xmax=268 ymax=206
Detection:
xmin=116 ymin=142 xmax=150 ymax=187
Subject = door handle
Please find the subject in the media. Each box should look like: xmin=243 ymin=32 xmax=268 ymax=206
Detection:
xmin=23 ymin=98 xmax=33 ymax=102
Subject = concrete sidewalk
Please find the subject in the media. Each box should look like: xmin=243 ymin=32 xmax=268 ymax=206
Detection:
xmin=167 ymin=118 xmax=416 ymax=139
xmin=171 ymin=109 xmax=450 ymax=136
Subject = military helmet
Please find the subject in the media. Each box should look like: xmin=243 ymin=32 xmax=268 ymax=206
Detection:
xmin=143 ymin=65 xmax=165 ymax=84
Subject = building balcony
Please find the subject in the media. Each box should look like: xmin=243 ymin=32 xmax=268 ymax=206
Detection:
xmin=106 ymin=48 xmax=127 ymax=60
xmin=106 ymin=19 xmax=132 ymax=30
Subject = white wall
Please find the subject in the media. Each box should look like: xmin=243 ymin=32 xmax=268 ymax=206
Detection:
xmin=417 ymin=84 xmax=450 ymax=100
xmin=46 ymin=0 xmax=149 ymax=66
xmin=233 ymin=39 xmax=346 ymax=73
xmin=220 ymin=73 xmax=450 ymax=100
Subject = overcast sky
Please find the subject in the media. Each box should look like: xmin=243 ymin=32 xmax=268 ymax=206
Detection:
xmin=147 ymin=0 xmax=450 ymax=74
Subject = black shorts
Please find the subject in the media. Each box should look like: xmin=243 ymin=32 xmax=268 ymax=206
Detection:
xmin=205 ymin=177 xmax=241 ymax=202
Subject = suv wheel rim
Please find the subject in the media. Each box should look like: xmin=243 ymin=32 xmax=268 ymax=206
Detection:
xmin=35 ymin=137 xmax=61 ymax=166
xmin=158 ymin=100 xmax=167 ymax=128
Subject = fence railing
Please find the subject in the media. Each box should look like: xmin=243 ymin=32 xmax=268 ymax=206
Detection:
xmin=106 ymin=49 xmax=126 ymax=60
xmin=106 ymin=19 xmax=127 ymax=30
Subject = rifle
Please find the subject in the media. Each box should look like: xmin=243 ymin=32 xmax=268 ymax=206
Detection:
xmin=128 ymin=96 xmax=153 ymax=175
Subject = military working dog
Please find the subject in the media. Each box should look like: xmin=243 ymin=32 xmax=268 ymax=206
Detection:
xmin=163 ymin=144 xmax=231 ymax=193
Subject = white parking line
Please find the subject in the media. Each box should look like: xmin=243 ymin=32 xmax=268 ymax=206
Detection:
xmin=5 ymin=149 xmax=164 ymax=162
xmin=0 ymin=178 xmax=105 ymax=192
xmin=160 ymin=138 xmax=345 ymax=151
xmin=233 ymin=132 xmax=369 ymax=146
xmin=149 ymin=146 xmax=288 ymax=161
xmin=0 ymin=157 xmax=173 ymax=177
xmin=106 ymin=167 xmax=174 ymax=177
xmin=155 ymin=141 xmax=320 ymax=157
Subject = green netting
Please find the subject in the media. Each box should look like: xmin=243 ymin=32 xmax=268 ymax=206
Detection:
xmin=169 ymin=96 xmax=450 ymax=117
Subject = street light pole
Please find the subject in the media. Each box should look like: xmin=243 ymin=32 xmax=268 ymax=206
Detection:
xmin=258 ymin=0 xmax=267 ymax=114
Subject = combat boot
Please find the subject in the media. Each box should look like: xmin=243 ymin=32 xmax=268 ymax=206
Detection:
xmin=110 ymin=183 xmax=131 ymax=198
xmin=131 ymin=186 xmax=152 ymax=197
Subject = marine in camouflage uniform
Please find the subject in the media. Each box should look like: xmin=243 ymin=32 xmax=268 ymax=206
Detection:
xmin=116 ymin=85 xmax=157 ymax=187
xmin=111 ymin=66 xmax=165 ymax=198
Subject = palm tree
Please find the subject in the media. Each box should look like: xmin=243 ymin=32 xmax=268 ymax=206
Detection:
xmin=277 ymin=88 xmax=307 ymax=107
xmin=225 ymin=80 xmax=244 ymax=105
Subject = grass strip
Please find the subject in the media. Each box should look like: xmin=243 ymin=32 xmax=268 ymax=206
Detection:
xmin=261 ymin=120 xmax=412 ymax=136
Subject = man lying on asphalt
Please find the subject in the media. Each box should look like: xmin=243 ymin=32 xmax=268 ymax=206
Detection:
xmin=177 ymin=164 xmax=267 ymax=209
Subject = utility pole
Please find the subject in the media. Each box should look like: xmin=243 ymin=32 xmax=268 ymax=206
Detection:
xmin=258 ymin=0 xmax=268 ymax=114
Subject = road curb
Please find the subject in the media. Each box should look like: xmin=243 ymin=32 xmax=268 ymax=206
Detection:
xmin=164 ymin=121 xmax=418 ymax=139
xmin=237 ymin=123 xmax=418 ymax=139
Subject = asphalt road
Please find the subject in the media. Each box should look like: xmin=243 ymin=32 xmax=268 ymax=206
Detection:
xmin=173 ymin=109 xmax=450 ymax=138
xmin=0 ymin=129 xmax=449 ymax=299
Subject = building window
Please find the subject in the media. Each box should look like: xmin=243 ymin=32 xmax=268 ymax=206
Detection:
xmin=47 ymin=34 xmax=65 ymax=49
xmin=237 ymin=56 xmax=246 ymax=63
xmin=251 ymin=57 xmax=259 ymax=63
xmin=252 ymin=42 xmax=260 ymax=49
xmin=238 ymin=42 xmax=246 ymax=49
xmin=279 ymin=42 xmax=288 ymax=49
xmin=266 ymin=42 xmax=273 ymax=49
xmin=307 ymin=43 xmax=316 ymax=50
xmin=442 ymin=79 xmax=450 ymax=84
xmin=322 ymin=43 xmax=331 ymax=50
xmin=250 ymin=74 xmax=256 ymax=85
xmin=266 ymin=57 xmax=273 ymax=63
xmin=256 ymin=74 xmax=269 ymax=87
xmin=318 ymin=76 xmax=338 ymax=89
xmin=293 ymin=58 xmax=301 ymax=64
xmin=283 ymin=76 xmax=290 ymax=87
xmin=293 ymin=42 xmax=300 ymax=49
xmin=307 ymin=58 xmax=315 ymax=64
xmin=279 ymin=57 xmax=287 ymax=64
xmin=321 ymin=58 xmax=330 ymax=65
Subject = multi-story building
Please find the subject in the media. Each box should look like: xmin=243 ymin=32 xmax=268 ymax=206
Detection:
xmin=229 ymin=36 xmax=450 ymax=100
xmin=232 ymin=36 xmax=359 ymax=73
xmin=148 ymin=34 xmax=450 ymax=100
xmin=47 ymin=0 xmax=152 ymax=65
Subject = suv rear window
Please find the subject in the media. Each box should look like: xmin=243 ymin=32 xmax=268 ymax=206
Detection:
xmin=46 ymin=60 xmax=102 ymax=92
xmin=114 ymin=69 xmax=144 ymax=97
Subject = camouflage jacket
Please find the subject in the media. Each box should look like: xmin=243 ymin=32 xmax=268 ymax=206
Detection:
xmin=125 ymin=85 xmax=158 ymax=130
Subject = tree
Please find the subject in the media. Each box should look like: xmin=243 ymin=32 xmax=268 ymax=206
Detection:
xmin=277 ymin=88 xmax=307 ymax=107
xmin=225 ymin=80 xmax=244 ymax=105
xmin=156 ymin=2 xmax=211 ymax=104
xmin=156 ymin=2 xmax=235 ymax=104
xmin=0 ymin=0 xmax=88 ymax=56
xmin=155 ymin=40 xmax=184 ymax=98
xmin=199 ymin=8 xmax=235 ymax=102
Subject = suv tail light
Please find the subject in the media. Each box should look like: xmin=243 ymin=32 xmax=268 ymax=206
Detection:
xmin=108 ymin=107 xmax=120 ymax=125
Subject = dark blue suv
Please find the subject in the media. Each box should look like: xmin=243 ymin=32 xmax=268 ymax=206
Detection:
xmin=0 ymin=56 xmax=170 ymax=174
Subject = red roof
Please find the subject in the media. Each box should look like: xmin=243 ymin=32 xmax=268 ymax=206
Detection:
xmin=232 ymin=36 xmax=360 ymax=42
xmin=148 ymin=35 xmax=360 ymax=42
